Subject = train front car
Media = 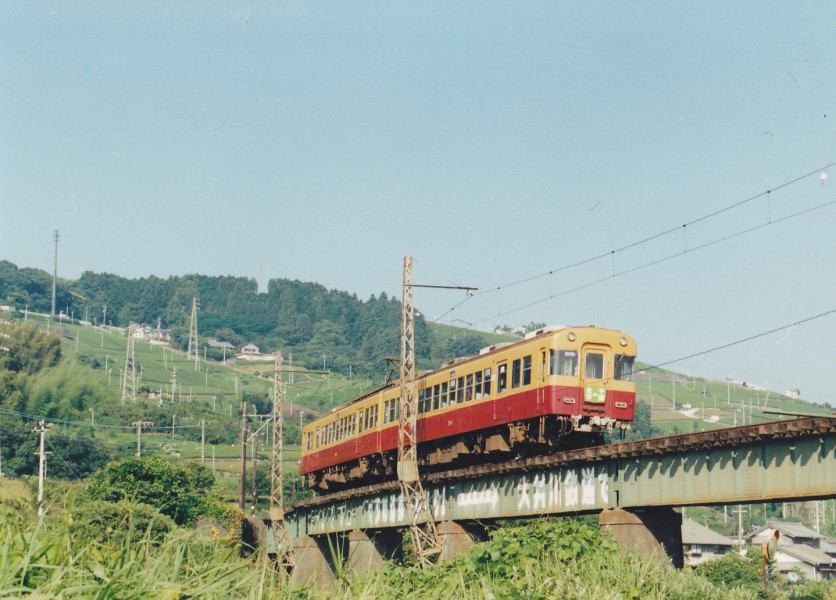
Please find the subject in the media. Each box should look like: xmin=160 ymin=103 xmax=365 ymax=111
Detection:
xmin=534 ymin=325 xmax=637 ymax=445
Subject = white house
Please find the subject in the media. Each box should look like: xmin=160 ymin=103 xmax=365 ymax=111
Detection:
xmin=234 ymin=342 xmax=272 ymax=362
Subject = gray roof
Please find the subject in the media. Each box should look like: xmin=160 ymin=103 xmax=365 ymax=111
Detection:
xmin=682 ymin=518 xmax=735 ymax=546
xmin=747 ymin=521 xmax=824 ymax=542
xmin=206 ymin=339 xmax=235 ymax=349
xmin=779 ymin=542 xmax=833 ymax=567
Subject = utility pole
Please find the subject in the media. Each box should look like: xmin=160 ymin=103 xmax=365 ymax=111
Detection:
xmin=187 ymin=296 xmax=199 ymax=371
xmin=133 ymin=421 xmax=153 ymax=457
xmin=121 ymin=324 xmax=137 ymax=403
xmin=270 ymin=352 xmax=294 ymax=567
xmin=34 ymin=420 xmax=52 ymax=516
xmin=398 ymin=256 xmax=443 ymax=566
xmin=395 ymin=257 xmax=476 ymax=566
xmin=51 ymin=230 xmax=59 ymax=318
xmin=201 ymin=419 xmax=206 ymax=465
xmin=239 ymin=401 xmax=248 ymax=511
xmin=0 ymin=427 xmax=5 ymax=477
xmin=251 ymin=424 xmax=258 ymax=517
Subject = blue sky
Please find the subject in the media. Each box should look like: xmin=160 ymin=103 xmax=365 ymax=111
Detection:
xmin=2 ymin=2 xmax=835 ymax=403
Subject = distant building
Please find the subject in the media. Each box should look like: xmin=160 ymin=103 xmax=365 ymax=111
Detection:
xmin=132 ymin=324 xmax=171 ymax=346
xmin=681 ymin=518 xmax=735 ymax=567
xmin=747 ymin=521 xmax=834 ymax=581
xmin=206 ymin=337 xmax=236 ymax=362
xmin=783 ymin=389 xmax=801 ymax=400
xmin=234 ymin=342 xmax=272 ymax=362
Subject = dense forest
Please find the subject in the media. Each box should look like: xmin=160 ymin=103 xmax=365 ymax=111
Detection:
xmin=0 ymin=260 xmax=478 ymax=378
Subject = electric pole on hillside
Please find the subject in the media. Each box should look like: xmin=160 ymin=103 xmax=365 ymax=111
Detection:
xmin=187 ymin=296 xmax=199 ymax=371
xmin=270 ymin=351 xmax=294 ymax=567
xmin=133 ymin=420 xmax=153 ymax=457
xmin=239 ymin=401 xmax=248 ymax=510
xmin=398 ymin=256 xmax=476 ymax=567
xmin=121 ymin=324 xmax=137 ymax=403
xmin=34 ymin=420 xmax=52 ymax=516
xmin=50 ymin=230 xmax=59 ymax=318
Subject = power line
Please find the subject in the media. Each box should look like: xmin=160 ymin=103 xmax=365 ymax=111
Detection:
xmin=456 ymin=197 xmax=836 ymax=328
xmin=456 ymin=161 xmax=836 ymax=312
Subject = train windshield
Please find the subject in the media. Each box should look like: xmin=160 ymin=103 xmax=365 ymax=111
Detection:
xmin=614 ymin=355 xmax=635 ymax=381
xmin=550 ymin=350 xmax=578 ymax=376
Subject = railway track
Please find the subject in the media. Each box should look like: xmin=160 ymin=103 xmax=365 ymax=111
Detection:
xmin=289 ymin=416 xmax=836 ymax=512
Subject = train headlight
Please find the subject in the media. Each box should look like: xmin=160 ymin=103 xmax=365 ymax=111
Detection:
xmin=619 ymin=337 xmax=627 ymax=346
xmin=568 ymin=332 xmax=576 ymax=341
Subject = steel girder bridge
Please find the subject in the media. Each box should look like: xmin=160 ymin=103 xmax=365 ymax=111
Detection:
xmin=270 ymin=417 xmax=834 ymax=584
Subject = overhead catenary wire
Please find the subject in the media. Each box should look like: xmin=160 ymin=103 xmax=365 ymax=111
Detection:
xmin=471 ymin=160 xmax=836 ymax=299
xmin=453 ymin=196 xmax=836 ymax=328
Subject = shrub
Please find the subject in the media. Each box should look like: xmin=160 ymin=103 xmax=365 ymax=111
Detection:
xmin=70 ymin=499 xmax=175 ymax=546
xmin=86 ymin=455 xmax=220 ymax=526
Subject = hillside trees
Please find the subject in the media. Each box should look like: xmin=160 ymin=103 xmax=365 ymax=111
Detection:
xmin=4 ymin=261 xmax=444 ymax=378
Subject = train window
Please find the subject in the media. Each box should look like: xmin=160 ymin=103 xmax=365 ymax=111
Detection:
xmin=441 ymin=382 xmax=448 ymax=408
xmin=474 ymin=371 xmax=483 ymax=399
xmin=358 ymin=410 xmax=364 ymax=433
xmin=446 ymin=379 xmax=455 ymax=409
xmin=511 ymin=359 xmax=521 ymax=388
xmin=457 ymin=376 xmax=465 ymax=403
xmin=498 ymin=364 xmax=507 ymax=393
xmin=522 ymin=356 xmax=532 ymax=386
xmin=585 ymin=353 xmax=604 ymax=380
xmin=483 ymin=368 xmax=492 ymax=396
xmin=434 ymin=384 xmax=442 ymax=409
xmin=370 ymin=405 xmax=378 ymax=429
xmin=418 ymin=389 xmax=425 ymax=414
xmin=551 ymin=350 xmax=578 ymax=377
xmin=615 ymin=355 xmax=634 ymax=381
xmin=465 ymin=374 xmax=473 ymax=401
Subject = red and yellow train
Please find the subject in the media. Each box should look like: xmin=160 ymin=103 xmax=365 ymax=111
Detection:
xmin=300 ymin=325 xmax=637 ymax=492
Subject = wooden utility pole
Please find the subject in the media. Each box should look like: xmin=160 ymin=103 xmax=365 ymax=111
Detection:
xmin=201 ymin=419 xmax=206 ymax=465
xmin=239 ymin=401 xmax=248 ymax=510
xmin=398 ymin=256 xmax=444 ymax=566
xmin=270 ymin=352 xmax=294 ymax=566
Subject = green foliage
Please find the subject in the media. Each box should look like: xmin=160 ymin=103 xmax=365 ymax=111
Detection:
xmin=0 ymin=508 xmax=266 ymax=598
xmin=787 ymin=581 xmax=836 ymax=600
xmin=70 ymin=499 xmax=176 ymax=546
xmin=625 ymin=399 xmax=662 ymax=441
xmin=86 ymin=455 xmax=221 ymax=525
xmin=695 ymin=552 xmax=762 ymax=589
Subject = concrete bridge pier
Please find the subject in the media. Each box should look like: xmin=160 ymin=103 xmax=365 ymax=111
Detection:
xmin=347 ymin=529 xmax=402 ymax=575
xmin=599 ymin=508 xmax=683 ymax=568
xmin=438 ymin=521 xmax=487 ymax=562
xmin=291 ymin=534 xmax=343 ymax=589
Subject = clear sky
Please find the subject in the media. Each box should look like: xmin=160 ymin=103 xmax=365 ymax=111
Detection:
xmin=2 ymin=2 xmax=835 ymax=403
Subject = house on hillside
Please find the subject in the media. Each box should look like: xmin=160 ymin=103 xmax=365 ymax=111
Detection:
xmin=132 ymin=324 xmax=171 ymax=346
xmin=746 ymin=521 xmax=834 ymax=581
xmin=234 ymin=342 xmax=272 ymax=362
xmin=206 ymin=337 xmax=236 ymax=362
xmin=681 ymin=518 xmax=735 ymax=567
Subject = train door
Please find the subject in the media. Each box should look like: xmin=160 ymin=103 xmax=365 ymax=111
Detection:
xmin=537 ymin=347 xmax=547 ymax=410
xmin=580 ymin=345 xmax=611 ymax=406
xmin=493 ymin=360 xmax=508 ymax=421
